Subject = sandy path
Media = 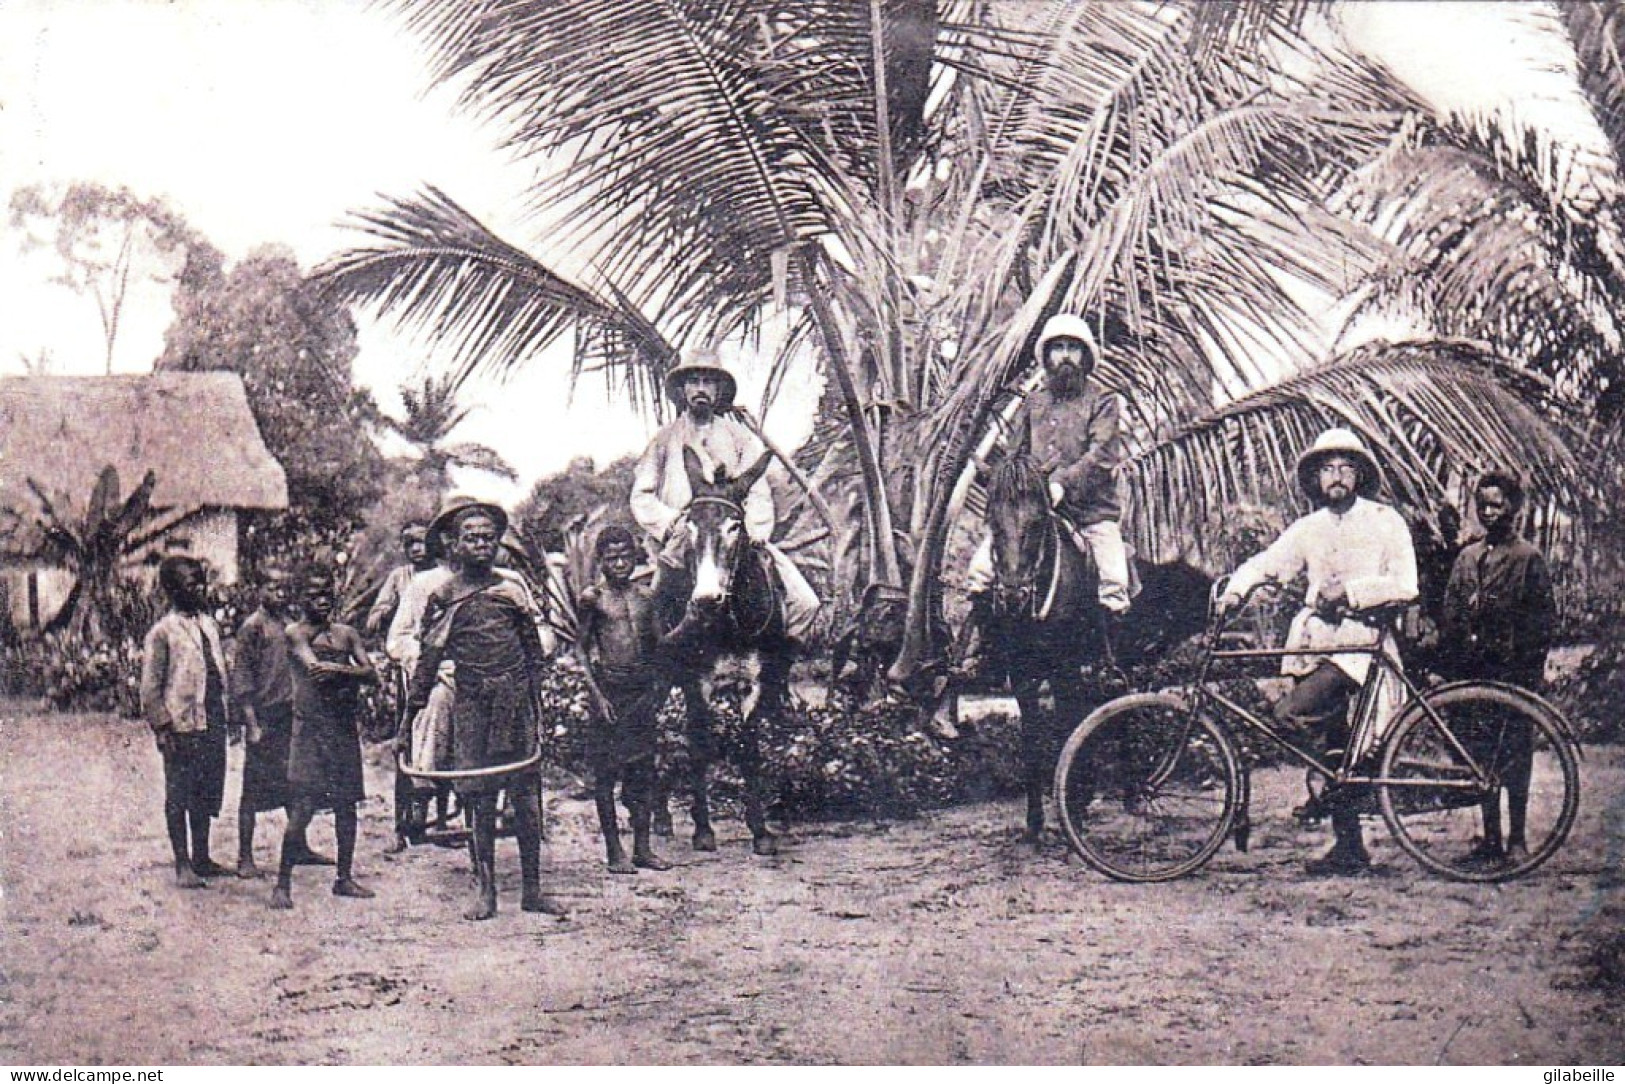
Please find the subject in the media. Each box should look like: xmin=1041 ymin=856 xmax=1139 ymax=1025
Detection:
xmin=2 ymin=704 xmax=1621 ymax=1065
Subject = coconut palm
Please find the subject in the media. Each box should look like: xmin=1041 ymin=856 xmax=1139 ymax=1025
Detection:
xmin=318 ymin=1 xmax=1594 ymax=687
xmin=383 ymin=372 xmax=519 ymax=491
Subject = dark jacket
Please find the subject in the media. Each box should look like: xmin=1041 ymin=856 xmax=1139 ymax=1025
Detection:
xmin=1016 ymin=380 xmax=1123 ymax=526
xmin=1440 ymin=535 xmax=1555 ymax=687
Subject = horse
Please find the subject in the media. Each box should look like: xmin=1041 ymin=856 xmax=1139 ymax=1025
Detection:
xmin=982 ymin=449 xmax=1211 ymax=841
xmin=651 ymin=444 xmax=793 ymax=857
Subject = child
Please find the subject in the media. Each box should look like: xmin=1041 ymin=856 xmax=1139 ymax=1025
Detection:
xmin=271 ymin=570 xmax=378 ymax=908
xmin=230 ymin=568 xmax=329 ymax=876
xmin=575 ymin=526 xmax=673 ymax=874
xmin=140 ymin=556 xmax=230 ymax=888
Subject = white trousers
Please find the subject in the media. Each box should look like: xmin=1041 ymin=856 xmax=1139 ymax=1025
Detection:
xmin=966 ymin=519 xmax=1133 ymax=614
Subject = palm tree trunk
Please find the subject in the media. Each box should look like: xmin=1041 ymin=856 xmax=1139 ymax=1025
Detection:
xmin=800 ymin=249 xmax=903 ymax=589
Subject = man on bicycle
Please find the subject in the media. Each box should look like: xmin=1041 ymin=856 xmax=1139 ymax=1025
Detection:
xmin=1216 ymin=428 xmax=1419 ymax=875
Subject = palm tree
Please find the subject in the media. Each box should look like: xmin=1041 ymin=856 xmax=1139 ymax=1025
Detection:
xmin=318 ymin=1 xmax=1595 ymax=687
xmin=382 ymin=373 xmax=518 ymax=492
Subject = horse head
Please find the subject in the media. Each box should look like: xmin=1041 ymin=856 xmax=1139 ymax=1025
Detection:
xmin=681 ymin=444 xmax=772 ymax=614
xmin=985 ymin=435 xmax=1060 ymax=619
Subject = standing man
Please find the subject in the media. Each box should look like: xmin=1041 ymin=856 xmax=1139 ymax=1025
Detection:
xmin=1440 ymin=469 xmax=1556 ymax=865
xmin=408 ymin=498 xmax=567 ymax=921
xmin=575 ymin=526 xmax=674 ymax=875
xmin=366 ymin=523 xmax=435 ymax=638
xmin=271 ymin=569 xmax=377 ymax=909
xmin=630 ymin=346 xmax=818 ymax=641
xmin=141 ymin=556 xmax=231 ymax=887
xmin=1217 ymin=428 xmax=1419 ymax=875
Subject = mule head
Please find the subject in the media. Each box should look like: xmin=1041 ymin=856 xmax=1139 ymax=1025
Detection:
xmin=682 ymin=445 xmax=771 ymax=610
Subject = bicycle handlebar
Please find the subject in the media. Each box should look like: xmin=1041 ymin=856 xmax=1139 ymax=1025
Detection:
xmin=1207 ymin=575 xmax=1408 ymax=635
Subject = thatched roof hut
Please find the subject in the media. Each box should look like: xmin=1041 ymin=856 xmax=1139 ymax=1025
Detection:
xmin=0 ymin=374 xmax=288 ymax=622
xmin=0 ymin=372 xmax=287 ymax=515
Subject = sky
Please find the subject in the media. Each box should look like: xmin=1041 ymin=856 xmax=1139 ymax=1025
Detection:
xmin=0 ymin=0 xmax=1611 ymax=502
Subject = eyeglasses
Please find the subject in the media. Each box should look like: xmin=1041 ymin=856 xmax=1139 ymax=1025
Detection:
xmin=1318 ymin=461 xmax=1360 ymax=478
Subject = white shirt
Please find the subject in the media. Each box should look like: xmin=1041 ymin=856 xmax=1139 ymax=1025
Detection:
xmin=1228 ymin=497 xmax=1418 ymax=683
xmin=631 ymin=413 xmax=774 ymax=543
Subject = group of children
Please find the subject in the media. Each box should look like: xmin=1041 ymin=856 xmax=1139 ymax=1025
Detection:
xmin=141 ymin=555 xmax=376 ymax=906
xmin=138 ymin=514 xmax=684 ymax=914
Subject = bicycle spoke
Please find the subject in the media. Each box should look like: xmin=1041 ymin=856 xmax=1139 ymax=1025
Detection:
xmin=1379 ymin=684 xmax=1579 ymax=883
xmin=1056 ymin=694 xmax=1238 ymax=882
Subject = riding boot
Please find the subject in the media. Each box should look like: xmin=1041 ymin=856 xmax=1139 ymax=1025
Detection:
xmin=1307 ymin=808 xmax=1371 ymax=875
xmin=1099 ymin=611 xmax=1129 ymax=692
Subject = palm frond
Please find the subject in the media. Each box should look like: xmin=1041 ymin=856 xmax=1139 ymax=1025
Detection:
xmin=315 ymin=187 xmax=674 ymax=407
xmin=1124 ymin=340 xmax=1592 ymax=569
xmin=443 ymin=441 xmax=520 ymax=483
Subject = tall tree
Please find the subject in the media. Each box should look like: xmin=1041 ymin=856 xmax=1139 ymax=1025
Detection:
xmin=9 ymin=183 xmax=221 ymax=373
xmin=383 ymin=373 xmax=518 ymax=493
xmin=159 ymin=247 xmax=384 ymax=533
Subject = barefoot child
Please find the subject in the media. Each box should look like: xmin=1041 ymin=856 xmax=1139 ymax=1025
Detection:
xmin=230 ymin=568 xmax=329 ymax=876
xmin=271 ymin=570 xmax=378 ymax=908
xmin=575 ymin=526 xmax=672 ymax=874
xmin=141 ymin=556 xmax=231 ymax=887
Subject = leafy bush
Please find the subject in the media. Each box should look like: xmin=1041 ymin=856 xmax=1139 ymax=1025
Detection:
xmin=1 ymin=631 xmax=143 ymax=716
xmin=528 ymin=658 xmax=1028 ymax=822
xmin=1548 ymin=641 xmax=1625 ymax=745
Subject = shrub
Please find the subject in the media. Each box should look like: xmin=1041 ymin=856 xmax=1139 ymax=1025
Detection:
xmin=1 ymin=631 xmax=143 ymax=716
xmin=527 ymin=658 xmax=1028 ymax=822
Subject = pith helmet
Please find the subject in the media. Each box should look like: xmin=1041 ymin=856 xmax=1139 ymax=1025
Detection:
xmin=663 ymin=346 xmax=738 ymax=411
xmin=1034 ymin=313 xmax=1100 ymax=366
xmin=1295 ymin=427 xmax=1382 ymax=502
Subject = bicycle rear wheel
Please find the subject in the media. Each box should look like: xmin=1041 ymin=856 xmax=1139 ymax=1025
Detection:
xmin=1054 ymin=692 xmax=1240 ymax=882
xmin=1378 ymin=683 xmax=1580 ymax=883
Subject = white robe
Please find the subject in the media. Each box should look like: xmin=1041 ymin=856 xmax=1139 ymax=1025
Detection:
xmin=1227 ymin=497 xmax=1418 ymax=685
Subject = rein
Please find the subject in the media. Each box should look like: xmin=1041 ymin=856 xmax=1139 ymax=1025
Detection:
xmin=1035 ymin=511 xmax=1063 ymax=622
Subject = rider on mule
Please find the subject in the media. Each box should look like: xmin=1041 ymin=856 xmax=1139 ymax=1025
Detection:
xmin=966 ymin=313 xmax=1134 ymax=655
xmin=630 ymin=347 xmax=819 ymax=641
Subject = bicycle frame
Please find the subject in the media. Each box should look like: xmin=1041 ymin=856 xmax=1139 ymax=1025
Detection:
xmin=1184 ymin=594 xmax=1496 ymax=796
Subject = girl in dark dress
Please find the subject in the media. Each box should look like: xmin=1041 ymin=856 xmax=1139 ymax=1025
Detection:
xmin=271 ymin=571 xmax=378 ymax=909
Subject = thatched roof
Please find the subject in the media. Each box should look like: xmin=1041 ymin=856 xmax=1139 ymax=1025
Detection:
xmin=0 ymin=373 xmax=288 ymax=514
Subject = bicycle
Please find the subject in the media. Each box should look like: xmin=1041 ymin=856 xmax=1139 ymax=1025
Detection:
xmin=1053 ymin=578 xmax=1582 ymax=883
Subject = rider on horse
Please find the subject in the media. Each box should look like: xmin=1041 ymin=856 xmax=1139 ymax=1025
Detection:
xmin=966 ymin=313 xmax=1134 ymax=653
xmin=630 ymin=346 xmax=819 ymax=641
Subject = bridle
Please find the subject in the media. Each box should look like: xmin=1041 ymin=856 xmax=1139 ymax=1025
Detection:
xmin=685 ymin=493 xmax=776 ymax=639
xmin=995 ymin=502 xmax=1064 ymax=623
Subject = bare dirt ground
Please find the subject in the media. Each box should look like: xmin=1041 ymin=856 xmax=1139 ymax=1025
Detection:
xmin=2 ymin=701 xmax=1622 ymax=1066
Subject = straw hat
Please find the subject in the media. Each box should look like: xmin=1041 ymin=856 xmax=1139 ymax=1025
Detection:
xmin=430 ymin=494 xmax=510 ymax=552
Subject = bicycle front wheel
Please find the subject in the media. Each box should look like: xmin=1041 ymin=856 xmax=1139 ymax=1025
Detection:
xmin=1054 ymin=692 xmax=1240 ymax=883
xmin=1378 ymin=683 xmax=1580 ymax=883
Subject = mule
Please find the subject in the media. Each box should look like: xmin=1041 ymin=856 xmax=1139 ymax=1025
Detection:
xmin=651 ymin=445 xmax=793 ymax=857
xmin=981 ymin=451 xmax=1211 ymax=841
